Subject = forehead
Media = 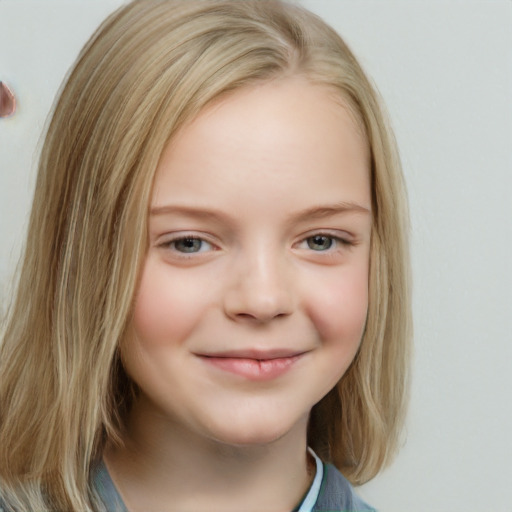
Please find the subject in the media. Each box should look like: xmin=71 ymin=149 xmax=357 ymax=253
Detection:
xmin=151 ymin=76 xmax=371 ymax=215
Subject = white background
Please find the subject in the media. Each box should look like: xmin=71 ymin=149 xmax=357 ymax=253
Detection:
xmin=1 ymin=1 xmax=511 ymax=510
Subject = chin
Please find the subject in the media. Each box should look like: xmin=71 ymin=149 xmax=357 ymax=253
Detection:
xmin=215 ymin=430 xmax=285 ymax=447
xmin=203 ymin=413 xmax=308 ymax=448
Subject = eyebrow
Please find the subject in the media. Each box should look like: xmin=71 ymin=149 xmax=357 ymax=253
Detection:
xmin=289 ymin=202 xmax=371 ymax=223
xmin=150 ymin=205 xmax=231 ymax=222
xmin=150 ymin=202 xmax=371 ymax=222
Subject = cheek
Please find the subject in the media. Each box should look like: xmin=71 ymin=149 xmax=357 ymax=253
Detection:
xmin=305 ymin=263 xmax=369 ymax=346
xmin=131 ymin=257 xmax=208 ymax=346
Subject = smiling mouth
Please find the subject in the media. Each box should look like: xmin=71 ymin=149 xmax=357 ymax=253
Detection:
xmin=196 ymin=351 xmax=306 ymax=381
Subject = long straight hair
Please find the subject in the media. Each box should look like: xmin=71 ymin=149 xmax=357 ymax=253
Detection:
xmin=0 ymin=1 xmax=412 ymax=510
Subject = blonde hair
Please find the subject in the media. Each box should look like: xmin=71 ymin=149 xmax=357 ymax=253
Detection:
xmin=0 ymin=1 xmax=411 ymax=510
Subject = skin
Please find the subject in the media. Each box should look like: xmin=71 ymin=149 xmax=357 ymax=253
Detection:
xmin=105 ymin=76 xmax=372 ymax=512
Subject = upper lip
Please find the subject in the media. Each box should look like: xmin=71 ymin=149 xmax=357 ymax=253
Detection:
xmin=195 ymin=349 xmax=308 ymax=360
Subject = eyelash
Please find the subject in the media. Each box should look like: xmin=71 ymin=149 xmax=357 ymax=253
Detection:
xmin=297 ymin=233 xmax=353 ymax=252
xmin=159 ymin=235 xmax=216 ymax=255
xmin=158 ymin=232 xmax=353 ymax=258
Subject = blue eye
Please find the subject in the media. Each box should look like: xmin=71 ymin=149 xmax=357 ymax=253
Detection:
xmin=306 ymin=235 xmax=335 ymax=251
xmin=172 ymin=237 xmax=210 ymax=253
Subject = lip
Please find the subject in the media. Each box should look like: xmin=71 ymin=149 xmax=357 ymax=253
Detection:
xmin=196 ymin=349 xmax=307 ymax=381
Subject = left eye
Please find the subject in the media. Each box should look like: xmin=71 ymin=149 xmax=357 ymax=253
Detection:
xmin=169 ymin=237 xmax=213 ymax=253
xmin=306 ymin=235 xmax=335 ymax=251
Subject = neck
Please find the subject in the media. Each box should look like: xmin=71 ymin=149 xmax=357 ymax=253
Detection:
xmin=104 ymin=397 xmax=314 ymax=512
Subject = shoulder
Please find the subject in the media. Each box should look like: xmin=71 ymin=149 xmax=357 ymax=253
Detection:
xmin=91 ymin=460 xmax=128 ymax=512
xmin=313 ymin=463 xmax=376 ymax=512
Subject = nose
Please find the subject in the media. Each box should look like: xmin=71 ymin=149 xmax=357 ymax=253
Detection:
xmin=223 ymin=248 xmax=294 ymax=323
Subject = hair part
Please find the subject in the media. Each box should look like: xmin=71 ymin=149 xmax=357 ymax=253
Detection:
xmin=0 ymin=1 xmax=411 ymax=510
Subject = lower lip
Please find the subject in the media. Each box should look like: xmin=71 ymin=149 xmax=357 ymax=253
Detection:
xmin=199 ymin=354 xmax=303 ymax=381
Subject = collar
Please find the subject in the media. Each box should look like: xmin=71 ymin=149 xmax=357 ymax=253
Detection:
xmin=296 ymin=447 xmax=324 ymax=512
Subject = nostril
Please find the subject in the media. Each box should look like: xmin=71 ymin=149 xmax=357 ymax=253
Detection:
xmin=234 ymin=310 xmax=289 ymax=323
xmin=237 ymin=313 xmax=256 ymax=320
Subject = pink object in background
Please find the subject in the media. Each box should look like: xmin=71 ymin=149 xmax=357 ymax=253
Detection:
xmin=0 ymin=81 xmax=16 ymax=117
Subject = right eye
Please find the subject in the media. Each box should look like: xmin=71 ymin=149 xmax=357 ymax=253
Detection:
xmin=166 ymin=236 xmax=214 ymax=254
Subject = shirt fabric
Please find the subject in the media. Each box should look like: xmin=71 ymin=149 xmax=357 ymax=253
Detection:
xmin=92 ymin=450 xmax=376 ymax=512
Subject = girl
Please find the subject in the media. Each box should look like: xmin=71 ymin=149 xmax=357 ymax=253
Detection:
xmin=0 ymin=1 xmax=412 ymax=511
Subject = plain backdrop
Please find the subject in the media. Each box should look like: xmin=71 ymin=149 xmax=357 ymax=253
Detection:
xmin=1 ymin=1 xmax=511 ymax=511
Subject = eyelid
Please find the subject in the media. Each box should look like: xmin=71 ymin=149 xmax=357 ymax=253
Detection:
xmin=292 ymin=231 xmax=357 ymax=261
xmin=296 ymin=229 xmax=355 ymax=245
xmin=157 ymin=232 xmax=220 ymax=253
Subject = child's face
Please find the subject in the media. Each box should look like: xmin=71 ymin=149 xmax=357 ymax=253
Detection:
xmin=122 ymin=77 xmax=372 ymax=446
